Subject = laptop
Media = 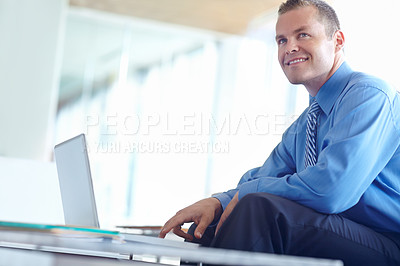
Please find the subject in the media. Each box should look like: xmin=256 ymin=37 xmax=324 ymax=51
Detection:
xmin=54 ymin=134 xmax=198 ymax=249
xmin=54 ymin=134 xmax=99 ymax=228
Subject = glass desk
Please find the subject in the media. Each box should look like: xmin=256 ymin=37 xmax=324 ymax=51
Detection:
xmin=0 ymin=228 xmax=343 ymax=266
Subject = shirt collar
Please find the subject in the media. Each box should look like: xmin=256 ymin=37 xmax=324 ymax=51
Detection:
xmin=312 ymin=62 xmax=353 ymax=115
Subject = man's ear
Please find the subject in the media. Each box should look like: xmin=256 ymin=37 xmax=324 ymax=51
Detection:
xmin=333 ymin=30 xmax=345 ymax=52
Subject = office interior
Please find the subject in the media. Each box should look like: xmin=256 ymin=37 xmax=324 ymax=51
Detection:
xmin=0 ymin=0 xmax=399 ymax=231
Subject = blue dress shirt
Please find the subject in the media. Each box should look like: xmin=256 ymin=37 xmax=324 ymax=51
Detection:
xmin=214 ymin=62 xmax=400 ymax=233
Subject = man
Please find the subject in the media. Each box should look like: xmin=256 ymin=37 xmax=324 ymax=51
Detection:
xmin=159 ymin=0 xmax=400 ymax=265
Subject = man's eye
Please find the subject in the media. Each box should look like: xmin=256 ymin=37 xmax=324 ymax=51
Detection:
xmin=277 ymin=39 xmax=287 ymax=45
xmin=299 ymin=33 xmax=309 ymax=38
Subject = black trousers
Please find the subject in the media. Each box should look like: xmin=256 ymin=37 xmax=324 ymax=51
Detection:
xmin=188 ymin=193 xmax=400 ymax=266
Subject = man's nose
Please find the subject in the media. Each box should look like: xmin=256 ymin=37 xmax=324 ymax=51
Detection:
xmin=285 ymin=40 xmax=299 ymax=55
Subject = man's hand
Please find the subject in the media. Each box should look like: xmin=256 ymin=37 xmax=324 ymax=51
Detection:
xmin=159 ymin=197 xmax=223 ymax=241
xmin=215 ymin=192 xmax=239 ymax=235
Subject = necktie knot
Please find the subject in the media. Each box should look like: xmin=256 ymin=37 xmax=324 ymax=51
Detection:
xmin=308 ymin=100 xmax=322 ymax=116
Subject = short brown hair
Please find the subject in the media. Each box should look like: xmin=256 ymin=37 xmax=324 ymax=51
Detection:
xmin=278 ymin=0 xmax=340 ymax=38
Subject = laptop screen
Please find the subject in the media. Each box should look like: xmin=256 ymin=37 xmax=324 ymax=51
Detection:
xmin=54 ymin=134 xmax=100 ymax=228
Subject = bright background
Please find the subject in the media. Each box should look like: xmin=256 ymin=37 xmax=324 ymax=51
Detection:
xmin=0 ymin=0 xmax=399 ymax=228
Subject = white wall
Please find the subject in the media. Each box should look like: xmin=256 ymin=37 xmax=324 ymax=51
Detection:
xmin=333 ymin=0 xmax=400 ymax=90
xmin=0 ymin=157 xmax=64 ymax=224
xmin=0 ymin=0 xmax=67 ymax=161
xmin=0 ymin=0 xmax=67 ymax=224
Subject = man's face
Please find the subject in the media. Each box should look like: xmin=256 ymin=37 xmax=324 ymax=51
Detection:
xmin=275 ymin=6 xmax=337 ymax=90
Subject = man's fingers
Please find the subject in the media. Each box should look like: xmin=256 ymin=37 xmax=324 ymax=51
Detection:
xmin=193 ymin=225 xmax=204 ymax=239
xmin=194 ymin=215 xmax=213 ymax=239
xmin=160 ymin=222 xmax=193 ymax=241
xmin=159 ymin=217 xmax=181 ymax=238
xmin=159 ymin=197 xmax=222 ymax=239
xmin=159 ymin=210 xmax=195 ymax=239
xmin=173 ymin=226 xmax=193 ymax=241
xmin=159 ymin=224 xmax=171 ymax=238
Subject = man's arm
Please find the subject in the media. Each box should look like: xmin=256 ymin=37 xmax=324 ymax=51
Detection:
xmin=234 ymin=84 xmax=400 ymax=213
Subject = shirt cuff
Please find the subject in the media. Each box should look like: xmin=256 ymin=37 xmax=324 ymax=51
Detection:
xmin=237 ymin=179 xmax=260 ymax=200
xmin=212 ymin=189 xmax=237 ymax=210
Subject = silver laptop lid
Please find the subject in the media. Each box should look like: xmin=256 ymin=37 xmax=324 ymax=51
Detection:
xmin=54 ymin=134 xmax=100 ymax=228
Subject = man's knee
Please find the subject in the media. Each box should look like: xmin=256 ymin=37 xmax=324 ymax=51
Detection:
xmin=238 ymin=192 xmax=290 ymax=212
xmin=235 ymin=192 xmax=307 ymax=227
xmin=242 ymin=192 xmax=292 ymax=202
xmin=212 ymin=193 xmax=291 ymax=252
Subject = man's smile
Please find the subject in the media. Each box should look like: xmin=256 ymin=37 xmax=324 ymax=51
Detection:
xmin=286 ymin=57 xmax=309 ymax=66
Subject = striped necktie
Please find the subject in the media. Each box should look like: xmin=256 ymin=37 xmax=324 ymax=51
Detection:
xmin=305 ymin=99 xmax=322 ymax=168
